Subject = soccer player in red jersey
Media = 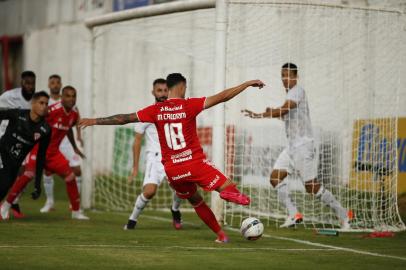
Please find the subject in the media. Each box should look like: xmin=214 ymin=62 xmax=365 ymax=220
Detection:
xmin=79 ymin=73 xmax=265 ymax=242
xmin=2 ymin=86 xmax=89 ymax=220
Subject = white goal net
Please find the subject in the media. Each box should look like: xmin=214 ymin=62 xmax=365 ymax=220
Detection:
xmin=86 ymin=0 xmax=405 ymax=232
xmin=222 ymin=0 xmax=406 ymax=231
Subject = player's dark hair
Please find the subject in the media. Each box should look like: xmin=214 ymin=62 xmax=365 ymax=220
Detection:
xmin=153 ymin=78 xmax=166 ymax=86
xmin=49 ymin=74 xmax=61 ymax=81
xmin=32 ymin=91 xmax=50 ymax=101
xmin=282 ymin=63 xmax=298 ymax=76
xmin=21 ymin=70 xmax=36 ymax=79
xmin=62 ymin=85 xmax=76 ymax=94
xmin=166 ymin=73 xmax=186 ymax=89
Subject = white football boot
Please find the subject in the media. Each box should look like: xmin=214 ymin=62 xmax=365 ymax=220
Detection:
xmin=280 ymin=213 xmax=303 ymax=228
xmin=40 ymin=200 xmax=55 ymax=213
xmin=0 ymin=202 xmax=11 ymax=220
xmin=72 ymin=210 xmax=90 ymax=220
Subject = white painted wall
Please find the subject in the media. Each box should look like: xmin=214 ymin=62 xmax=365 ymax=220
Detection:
xmin=90 ymin=8 xmax=216 ymax=172
xmin=0 ymin=0 xmax=112 ymax=36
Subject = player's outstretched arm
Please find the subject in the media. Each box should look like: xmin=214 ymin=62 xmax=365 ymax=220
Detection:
xmin=242 ymin=100 xmax=297 ymax=119
xmin=78 ymin=112 xmax=139 ymax=128
xmin=204 ymin=80 xmax=265 ymax=110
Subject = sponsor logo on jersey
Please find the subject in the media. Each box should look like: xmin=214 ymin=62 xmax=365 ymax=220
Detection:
xmin=52 ymin=123 xmax=69 ymax=130
xmin=160 ymin=105 xmax=183 ymax=112
xmin=172 ymin=155 xmax=192 ymax=164
xmin=34 ymin=132 xmax=41 ymax=140
xmin=171 ymin=149 xmax=192 ymax=160
xmin=208 ymin=175 xmax=220 ymax=189
xmin=171 ymin=171 xmax=191 ymax=181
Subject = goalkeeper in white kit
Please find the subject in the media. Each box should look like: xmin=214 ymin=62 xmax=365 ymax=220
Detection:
xmin=242 ymin=63 xmax=351 ymax=229
xmin=125 ymin=78 xmax=182 ymax=230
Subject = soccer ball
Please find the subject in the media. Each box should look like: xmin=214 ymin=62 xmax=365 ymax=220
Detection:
xmin=240 ymin=217 xmax=264 ymax=240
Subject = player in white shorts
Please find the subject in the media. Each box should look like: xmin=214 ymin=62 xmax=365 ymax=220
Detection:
xmin=0 ymin=70 xmax=37 ymax=218
xmin=124 ymin=78 xmax=182 ymax=230
xmin=40 ymin=74 xmax=84 ymax=213
xmin=242 ymin=63 xmax=351 ymax=229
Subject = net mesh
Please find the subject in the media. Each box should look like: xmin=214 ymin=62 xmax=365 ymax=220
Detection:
xmin=88 ymin=1 xmax=405 ymax=231
xmin=223 ymin=0 xmax=406 ymax=231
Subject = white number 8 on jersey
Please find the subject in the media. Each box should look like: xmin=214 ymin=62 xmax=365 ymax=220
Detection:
xmin=164 ymin=123 xmax=186 ymax=150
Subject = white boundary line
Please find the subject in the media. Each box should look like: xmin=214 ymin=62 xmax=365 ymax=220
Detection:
xmin=0 ymin=244 xmax=333 ymax=251
xmin=226 ymin=227 xmax=406 ymax=261
xmin=142 ymin=214 xmax=406 ymax=262
xmin=1 ymin=213 xmax=405 ymax=260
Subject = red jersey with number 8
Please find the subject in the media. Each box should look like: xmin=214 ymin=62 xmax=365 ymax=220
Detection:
xmin=136 ymin=97 xmax=206 ymax=169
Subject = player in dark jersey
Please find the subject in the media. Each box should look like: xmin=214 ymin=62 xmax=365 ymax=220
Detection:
xmin=79 ymin=73 xmax=265 ymax=242
xmin=0 ymin=91 xmax=51 ymax=219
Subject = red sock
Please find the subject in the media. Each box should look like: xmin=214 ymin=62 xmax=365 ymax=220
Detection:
xmin=193 ymin=200 xmax=221 ymax=234
xmin=65 ymin=177 xmax=80 ymax=211
xmin=7 ymin=175 xmax=32 ymax=204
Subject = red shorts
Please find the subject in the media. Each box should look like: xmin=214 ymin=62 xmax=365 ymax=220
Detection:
xmin=164 ymin=159 xmax=228 ymax=199
xmin=25 ymin=148 xmax=72 ymax=177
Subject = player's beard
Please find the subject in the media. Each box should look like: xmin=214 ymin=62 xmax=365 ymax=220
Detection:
xmin=22 ymin=89 xmax=34 ymax=101
xmin=50 ymin=88 xmax=61 ymax=96
xmin=155 ymin=96 xmax=167 ymax=103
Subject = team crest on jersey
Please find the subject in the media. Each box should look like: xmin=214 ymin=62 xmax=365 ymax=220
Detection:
xmin=34 ymin=132 xmax=41 ymax=140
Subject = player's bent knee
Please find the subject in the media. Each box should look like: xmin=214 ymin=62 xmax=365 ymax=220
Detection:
xmin=143 ymin=184 xmax=158 ymax=199
xmin=72 ymin=166 xmax=82 ymax=177
xmin=188 ymin=192 xmax=203 ymax=207
xmin=23 ymin=170 xmax=35 ymax=178
xmin=64 ymin=172 xmax=75 ymax=183
xmin=143 ymin=192 xmax=156 ymax=200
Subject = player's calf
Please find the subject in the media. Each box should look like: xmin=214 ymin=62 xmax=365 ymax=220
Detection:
xmin=189 ymin=193 xmax=228 ymax=242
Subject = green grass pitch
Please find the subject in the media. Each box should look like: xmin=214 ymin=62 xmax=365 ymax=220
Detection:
xmin=0 ymin=183 xmax=405 ymax=270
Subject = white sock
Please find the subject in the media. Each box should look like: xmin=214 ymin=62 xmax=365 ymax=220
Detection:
xmin=1 ymin=201 xmax=11 ymax=212
xmin=276 ymin=182 xmax=298 ymax=217
xmin=76 ymin=176 xmax=82 ymax=194
xmin=171 ymin=193 xmax=182 ymax=212
xmin=43 ymin=175 xmax=54 ymax=204
xmin=129 ymin=194 xmax=150 ymax=221
xmin=317 ymin=186 xmax=347 ymax=220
